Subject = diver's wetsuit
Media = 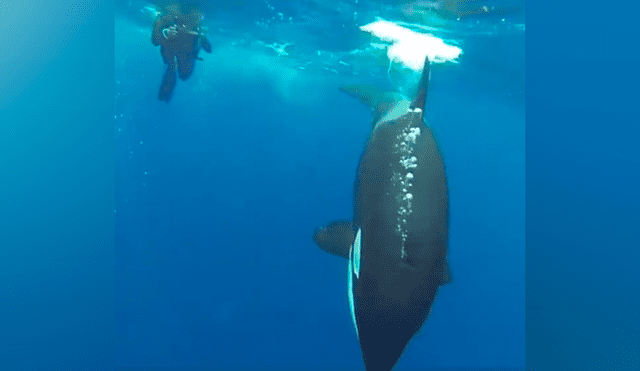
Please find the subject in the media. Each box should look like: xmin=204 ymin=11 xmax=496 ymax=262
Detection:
xmin=152 ymin=11 xmax=212 ymax=103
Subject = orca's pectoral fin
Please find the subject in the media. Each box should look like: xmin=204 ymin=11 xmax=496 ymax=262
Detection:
xmin=313 ymin=220 xmax=354 ymax=259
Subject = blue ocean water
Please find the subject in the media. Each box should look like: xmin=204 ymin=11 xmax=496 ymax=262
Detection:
xmin=4 ymin=0 xmax=640 ymax=370
xmin=114 ymin=1 xmax=525 ymax=370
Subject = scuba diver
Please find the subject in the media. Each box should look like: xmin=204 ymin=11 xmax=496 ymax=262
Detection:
xmin=151 ymin=4 xmax=212 ymax=103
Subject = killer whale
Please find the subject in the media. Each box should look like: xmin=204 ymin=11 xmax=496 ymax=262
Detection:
xmin=313 ymin=55 xmax=450 ymax=371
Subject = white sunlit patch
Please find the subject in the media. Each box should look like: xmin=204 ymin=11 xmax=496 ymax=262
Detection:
xmin=141 ymin=5 xmax=161 ymax=20
xmin=266 ymin=42 xmax=292 ymax=57
xmin=360 ymin=19 xmax=462 ymax=71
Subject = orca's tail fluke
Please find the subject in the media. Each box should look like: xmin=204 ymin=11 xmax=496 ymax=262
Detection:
xmin=339 ymin=85 xmax=388 ymax=110
xmin=339 ymin=85 xmax=407 ymax=130
xmin=410 ymin=55 xmax=431 ymax=111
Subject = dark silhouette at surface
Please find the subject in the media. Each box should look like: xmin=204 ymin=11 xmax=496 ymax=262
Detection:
xmin=400 ymin=0 xmax=521 ymax=22
xmin=151 ymin=4 xmax=212 ymax=103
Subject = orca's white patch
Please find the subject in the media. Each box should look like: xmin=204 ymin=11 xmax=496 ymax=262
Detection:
xmin=353 ymin=228 xmax=361 ymax=278
xmin=347 ymin=228 xmax=362 ymax=338
xmin=348 ymin=245 xmax=358 ymax=338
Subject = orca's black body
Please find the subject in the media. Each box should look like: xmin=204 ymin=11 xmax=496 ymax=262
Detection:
xmin=314 ymin=56 xmax=450 ymax=371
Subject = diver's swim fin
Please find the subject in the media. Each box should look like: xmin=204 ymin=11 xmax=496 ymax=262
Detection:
xmin=158 ymin=63 xmax=177 ymax=103
xmin=202 ymin=37 xmax=212 ymax=53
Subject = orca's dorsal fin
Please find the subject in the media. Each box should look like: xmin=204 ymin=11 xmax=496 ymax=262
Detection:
xmin=339 ymin=85 xmax=406 ymax=130
xmin=410 ymin=55 xmax=431 ymax=112
xmin=313 ymin=220 xmax=354 ymax=259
